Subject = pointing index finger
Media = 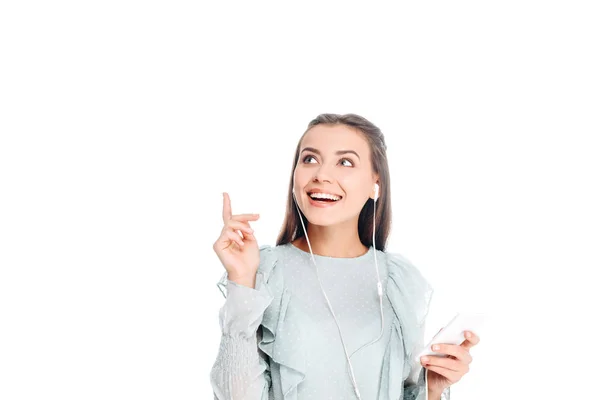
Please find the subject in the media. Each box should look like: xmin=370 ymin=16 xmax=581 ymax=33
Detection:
xmin=222 ymin=192 xmax=232 ymax=223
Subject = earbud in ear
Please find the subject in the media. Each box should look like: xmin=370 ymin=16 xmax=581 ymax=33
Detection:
xmin=374 ymin=183 xmax=380 ymax=201
xmin=292 ymin=174 xmax=297 ymax=199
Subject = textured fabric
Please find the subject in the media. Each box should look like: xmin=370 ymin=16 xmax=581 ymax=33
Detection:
xmin=210 ymin=243 xmax=451 ymax=400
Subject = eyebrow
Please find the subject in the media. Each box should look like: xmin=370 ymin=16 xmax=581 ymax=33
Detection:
xmin=300 ymin=147 xmax=361 ymax=160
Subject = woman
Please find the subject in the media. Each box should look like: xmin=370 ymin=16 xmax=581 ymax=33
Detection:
xmin=210 ymin=113 xmax=479 ymax=399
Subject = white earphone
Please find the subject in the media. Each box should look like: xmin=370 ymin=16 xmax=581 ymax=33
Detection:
xmin=292 ymin=179 xmax=383 ymax=399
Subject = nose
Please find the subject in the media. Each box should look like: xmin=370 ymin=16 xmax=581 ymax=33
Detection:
xmin=312 ymin=163 xmax=334 ymax=184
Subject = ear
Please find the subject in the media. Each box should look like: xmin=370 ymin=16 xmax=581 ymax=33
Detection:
xmin=371 ymin=174 xmax=380 ymax=199
xmin=373 ymin=182 xmax=380 ymax=201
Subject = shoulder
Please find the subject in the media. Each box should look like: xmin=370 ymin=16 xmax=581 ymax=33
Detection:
xmin=384 ymin=250 xmax=431 ymax=287
xmin=383 ymin=250 xmax=434 ymax=319
xmin=385 ymin=250 xmax=418 ymax=271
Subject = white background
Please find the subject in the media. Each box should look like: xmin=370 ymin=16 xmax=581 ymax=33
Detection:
xmin=1 ymin=1 xmax=598 ymax=399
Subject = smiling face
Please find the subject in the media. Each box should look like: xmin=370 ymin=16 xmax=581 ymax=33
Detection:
xmin=293 ymin=124 xmax=378 ymax=227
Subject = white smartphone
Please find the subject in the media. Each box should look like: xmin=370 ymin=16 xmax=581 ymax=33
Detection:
xmin=415 ymin=312 xmax=485 ymax=361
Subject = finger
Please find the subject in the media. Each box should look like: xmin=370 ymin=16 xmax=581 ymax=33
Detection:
xmin=430 ymin=344 xmax=472 ymax=364
xmin=225 ymin=220 xmax=255 ymax=234
xmin=422 ymin=354 xmax=463 ymax=372
xmin=425 ymin=365 xmax=461 ymax=384
xmin=242 ymin=231 xmax=257 ymax=243
xmin=224 ymin=230 xmax=245 ymax=248
xmin=230 ymin=213 xmax=260 ymax=222
xmin=222 ymin=192 xmax=232 ymax=223
xmin=461 ymin=331 xmax=480 ymax=350
xmin=231 ymin=228 xmax=256 ymax=243
xmin=215 ymin=229 xmax=245 ymax=250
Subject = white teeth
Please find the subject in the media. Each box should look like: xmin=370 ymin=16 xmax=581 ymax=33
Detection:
xmin=309 ymin=192 xmax=341 ymax=201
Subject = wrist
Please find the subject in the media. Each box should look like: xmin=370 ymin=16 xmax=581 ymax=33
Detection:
xmin=427 ymin=388 xmax=442 ymax=400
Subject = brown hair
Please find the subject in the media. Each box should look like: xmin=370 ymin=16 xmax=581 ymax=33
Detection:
xmin=275 ymin=113 xmax=392 ymax=251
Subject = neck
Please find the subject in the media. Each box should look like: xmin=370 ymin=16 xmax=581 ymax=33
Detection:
xmin=294 ymin=219 xmax=368 ymax=258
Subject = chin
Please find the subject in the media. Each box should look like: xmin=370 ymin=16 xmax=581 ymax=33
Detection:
xmin=304 ymin=211 xmax=351 ymax=228
xmin=299 ymin=198 xmax=359 ymax=226
xmin=306 ymin=218 xmax=337 ymax=227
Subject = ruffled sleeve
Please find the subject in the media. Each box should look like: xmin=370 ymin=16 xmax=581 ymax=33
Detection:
xmin=255 ymin=246 xmax=307 ymax=400
xmin=210 ymin=245 xmax=279 ymax=400
xmin=382 ymin=252 xmax=451 ymax=400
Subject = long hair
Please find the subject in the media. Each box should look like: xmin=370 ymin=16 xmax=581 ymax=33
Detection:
xmin=275 ymin=113 xmax=392 ymax=251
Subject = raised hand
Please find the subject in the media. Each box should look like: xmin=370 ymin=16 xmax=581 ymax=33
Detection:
xmin=212 ymin=192 xmax=261 ymax=288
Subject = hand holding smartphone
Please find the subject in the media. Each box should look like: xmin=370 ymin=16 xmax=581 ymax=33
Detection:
xmin=415 ymin=312 xmax=485 ymax=362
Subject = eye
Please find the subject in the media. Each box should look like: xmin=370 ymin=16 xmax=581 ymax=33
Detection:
xmin=340 ymin=158 xmax=354 ymax=167
xmin=302 ymin=155 xmax=317 ymax=163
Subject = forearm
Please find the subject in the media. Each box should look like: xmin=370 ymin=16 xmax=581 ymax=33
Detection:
xmin=211 ymin=279 xmax=274 ymax=399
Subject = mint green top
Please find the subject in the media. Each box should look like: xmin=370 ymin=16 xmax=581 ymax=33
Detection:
xmin=210 ymin=243 xmax=451 ymax=400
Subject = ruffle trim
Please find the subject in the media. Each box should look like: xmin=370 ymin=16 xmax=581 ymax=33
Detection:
xmin=255 ymin=245 xmax=306 ymax=399
xmin=255 ymin=245 xmax=307 ymax=399
xmin=384 ymin=251 xmax=434 ymax=399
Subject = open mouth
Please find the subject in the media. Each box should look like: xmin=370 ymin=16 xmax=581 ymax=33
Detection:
xmin=307 ymin=191 xmax=343 ymax=204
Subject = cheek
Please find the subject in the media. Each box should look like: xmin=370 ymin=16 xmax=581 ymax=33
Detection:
xmin=294 ymin=168 xmax=311 ymax=189
xmin=338 ymin=175 xmax=368 ymax=197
